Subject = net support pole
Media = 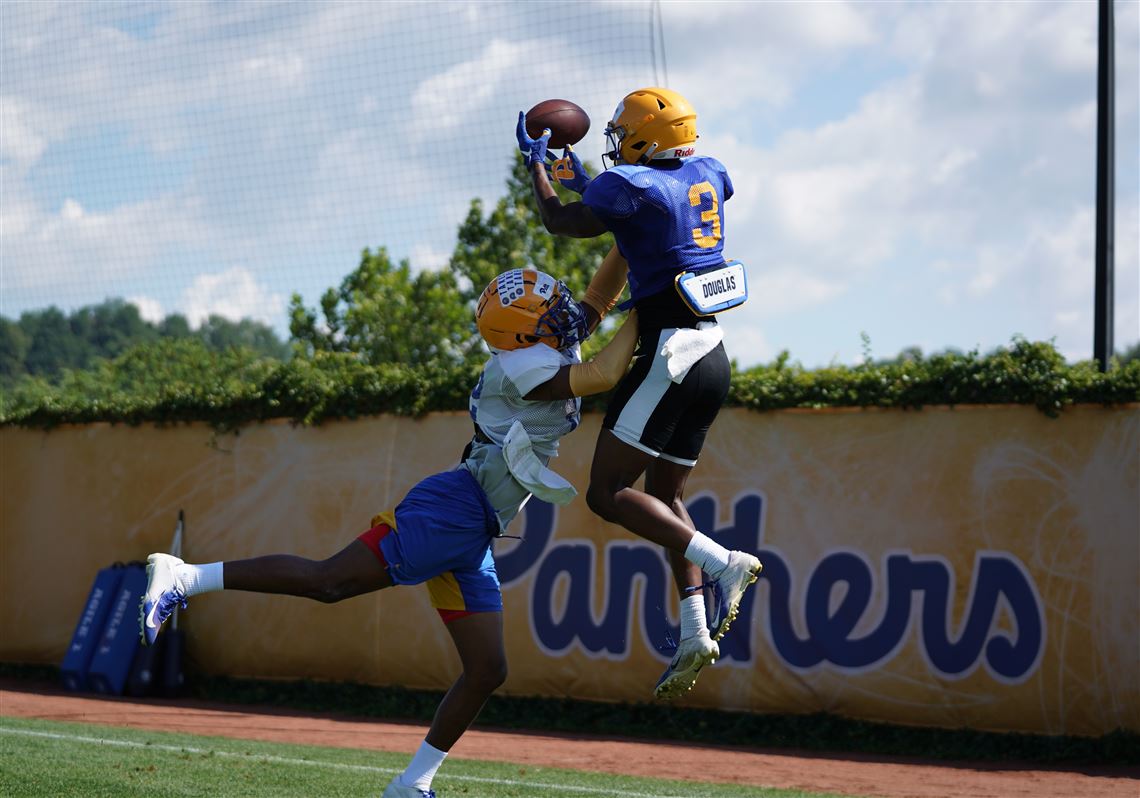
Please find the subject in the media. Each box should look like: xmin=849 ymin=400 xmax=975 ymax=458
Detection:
xmin=1094 ymin=0 xmax=1115 ymax=371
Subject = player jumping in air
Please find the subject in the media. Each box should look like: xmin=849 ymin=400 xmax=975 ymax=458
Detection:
xmin=139 ymin=267 xmax=648 ymax=798
xmin=517 ymin=87 xmax=762 ymax=699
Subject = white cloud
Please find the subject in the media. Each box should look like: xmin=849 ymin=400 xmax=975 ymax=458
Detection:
xmin=1 ymin=0 xmax=1134 ymax=369
xmin=239 ymin=49 xmax=306 ymax=89
xmin=127 ymin=295 xmax=165 ymax=324
xmin=749 ymin=270 xmax=848 ymax=317
xmin=183 ymin=267 xmax=285 ymax=328
xmin=4 ymin=194 xmax=208 ymax=294
xmin=411 ymin=38 xmax=545 ymax=134
xmin=1063 ymin=100 xmax=1097 ymax=135
xmin=410 ymin=243 xmax=451 ymax=273
xmin=720 ymin=316 xmax=774 ymax=366
xmin=664 ymin=1 xmax=879 ymax=113
xmin=0 ymin=95 xmax=68 ymax=172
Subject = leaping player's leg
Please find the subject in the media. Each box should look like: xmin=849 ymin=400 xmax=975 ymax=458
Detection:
xmin=584 ymin=430 xmax=692 ymax=549
xmin=645 ymin=457 xmax=718 ymax=700
xmin=141 ymin=525 xmax=394 ymax=645
xmin=586 ymin=337 xmax=760 ymax=688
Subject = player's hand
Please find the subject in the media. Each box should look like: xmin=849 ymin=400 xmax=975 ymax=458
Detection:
xmin=517 ymin=111 xmax=551 ymax=166
xmin=549 ymin=146 xmax=590 ymax=194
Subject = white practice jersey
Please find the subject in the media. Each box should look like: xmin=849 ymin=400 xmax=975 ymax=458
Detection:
xmin=463 ymin=343 xmax=581 ymax=532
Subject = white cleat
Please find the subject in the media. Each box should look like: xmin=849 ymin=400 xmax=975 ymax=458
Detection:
xmin=709 ymin=551 xmax=762 ymax=642
xmin=653 ymin=632 xmax=719 ymax=701
xmin=381 ymin=778 xmax=437 ymax=798
xmin=139 ymin=552 xmax=187 ymax=646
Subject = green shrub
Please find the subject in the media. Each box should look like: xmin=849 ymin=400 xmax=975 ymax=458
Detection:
xmin=2 ymin=337 xmax=1137 ymax=430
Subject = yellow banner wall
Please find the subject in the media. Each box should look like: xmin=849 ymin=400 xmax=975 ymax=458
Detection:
xmin=2 ymin=406 xmax=1136 ymax=736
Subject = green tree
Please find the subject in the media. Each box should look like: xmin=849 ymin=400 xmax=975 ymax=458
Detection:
xmin=0 ymin=318 xmax=29 ymax=383
xmin=158 ymin=313 xmax=193 ymax=339
xmin=450 ymin=155 xmax=616 ymax=305
xmin=20 ymin=306 xmax=90 ymax=377
xmin=1118 ymin=342 xmax=1140 ymax=365
xmin=289 ymin=247 xmax=477 ymax=366
xmin=70 ymin=299 xmax=158 ymax=361
xmin=195 ymin=315 xmax=288 ymax=360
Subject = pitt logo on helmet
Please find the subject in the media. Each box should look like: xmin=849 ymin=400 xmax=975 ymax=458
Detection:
xmin=476 ymin=269 xmax=588 ymax=351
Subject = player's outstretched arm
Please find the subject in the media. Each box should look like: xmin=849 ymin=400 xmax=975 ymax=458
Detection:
xmin=524 ymin=310 xmax=639 ymax=402
xmin=517 ymin=110 xmax=606 ymax=237
xmin=529 ymin=160 xmax=608 ymax=238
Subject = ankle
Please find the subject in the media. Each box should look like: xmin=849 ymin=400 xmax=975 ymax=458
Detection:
xmin=684 ymin=532 xmax=730 ymax=578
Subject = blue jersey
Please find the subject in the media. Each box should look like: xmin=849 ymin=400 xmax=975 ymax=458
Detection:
xmin=582 ymin=156 xmax=734 ymax=301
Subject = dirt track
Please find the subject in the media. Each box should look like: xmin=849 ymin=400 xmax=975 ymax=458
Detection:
xmin=1 ymin=680 xmax=1136 ymax=797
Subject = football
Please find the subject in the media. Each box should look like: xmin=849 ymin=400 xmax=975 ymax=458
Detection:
xmin=525 ymin=99 xmax=590 ymax=149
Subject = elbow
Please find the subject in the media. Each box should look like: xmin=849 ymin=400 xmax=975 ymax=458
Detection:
xmin=598 ymin=373 xmax=621 ymax=392
xmin=539 ymin=209 xmax=568 ymax=236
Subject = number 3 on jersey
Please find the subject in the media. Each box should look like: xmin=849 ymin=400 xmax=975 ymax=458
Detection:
xmin=688 ymin=181 xmax=722 ymax=248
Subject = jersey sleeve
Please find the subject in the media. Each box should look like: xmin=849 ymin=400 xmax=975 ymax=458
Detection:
xmin=497 ymin=345 xmax=564 ymax=396
xmin=705 ymin=157 xmax=734 ymax=201
xmin=582 ymin=171 xmax=636 ymax=220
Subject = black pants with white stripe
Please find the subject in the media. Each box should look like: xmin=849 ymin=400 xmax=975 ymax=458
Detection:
xmin=602 ymin=329 xmax=731 ymax=467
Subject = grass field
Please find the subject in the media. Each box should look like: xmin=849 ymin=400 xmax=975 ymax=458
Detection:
xmin=0 ymin=716 xmax=846 ymax=798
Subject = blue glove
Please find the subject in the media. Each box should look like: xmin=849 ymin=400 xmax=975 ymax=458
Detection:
xmin=549 ymin=146 xmax=591 ymax=194
xmin=516 ymin=111 xmax=551 ymax=166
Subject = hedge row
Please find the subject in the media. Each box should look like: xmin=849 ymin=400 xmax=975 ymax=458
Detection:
xmin=2 ymin=337 xmax=1137 ymax=431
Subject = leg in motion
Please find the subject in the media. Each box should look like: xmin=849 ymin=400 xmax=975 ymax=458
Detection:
xmin=141 ymin=533 xmax=392 ymax=645
xmin=645 ymin=458 xmax=718 ymax=700
xmin=385 ymin=612 xmax=507 ymax=797
xmin=585 ymin=429 xmax=760 ymax=641
xmin=584 ymin=429 xmax=696 ymax=552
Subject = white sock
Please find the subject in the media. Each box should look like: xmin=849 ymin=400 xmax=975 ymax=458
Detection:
xmin=679 ymin=593 xmax=709 ymax=640
xmin=684 ymin=531 xmax=731 ymax=578
xmin=175 ymin=562 xmax=224 ymax=598
xmin=398 ymin=740 xmax=447 ymax=791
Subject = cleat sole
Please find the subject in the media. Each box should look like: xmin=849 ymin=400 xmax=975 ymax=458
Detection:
xmin=654 ymin=655 xmax=717 ymax=701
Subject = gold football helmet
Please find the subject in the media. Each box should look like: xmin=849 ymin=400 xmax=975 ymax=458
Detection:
xmin=603 ymin=87 xmax=698 ymax=166
xmin=476 ymin=269 xmax=587 ymax=351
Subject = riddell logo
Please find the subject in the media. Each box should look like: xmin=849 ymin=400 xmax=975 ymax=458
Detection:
xmin=673 ymin=147 xmax=695 ymax=157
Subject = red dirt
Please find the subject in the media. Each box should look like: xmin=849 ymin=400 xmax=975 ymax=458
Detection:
xmin=1 ymin=681 xmax=1136 ymax=797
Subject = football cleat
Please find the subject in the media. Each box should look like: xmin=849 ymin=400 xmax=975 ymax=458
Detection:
xmin=709 ymin=551 xmax=762 ymax=642
xmin=704 ymin=579 xmax=729 ymax=642
xmin=381 ymin=778 xmax=437 ymax=798
xmin=139 ymin=553 xmax=187 ymax=646
xmin=654 ymin=632 xmax=719 ymax=701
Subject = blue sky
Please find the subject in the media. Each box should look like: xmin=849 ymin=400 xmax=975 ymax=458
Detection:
xmin=2 ymin=0 xmax=1137 ymax=367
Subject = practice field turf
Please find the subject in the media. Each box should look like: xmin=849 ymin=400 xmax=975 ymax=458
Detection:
xmin=0 ymin=716 xmax=847 ymax=798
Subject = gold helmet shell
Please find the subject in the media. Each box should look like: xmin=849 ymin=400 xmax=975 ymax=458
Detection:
xmin=476 ymin=269 xmax=587 ymax=351
xmin=604 ymin=87 xmax=698 ymax=165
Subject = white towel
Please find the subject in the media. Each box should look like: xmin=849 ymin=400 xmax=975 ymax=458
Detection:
xmin=502 ymin=420 xmax=578 ymax=505
xmin=660 ymin=322 xmax=723 ymax=383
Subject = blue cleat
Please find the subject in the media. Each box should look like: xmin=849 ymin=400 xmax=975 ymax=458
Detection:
xmin=139 ymin=553 xmax=187 ymax=646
